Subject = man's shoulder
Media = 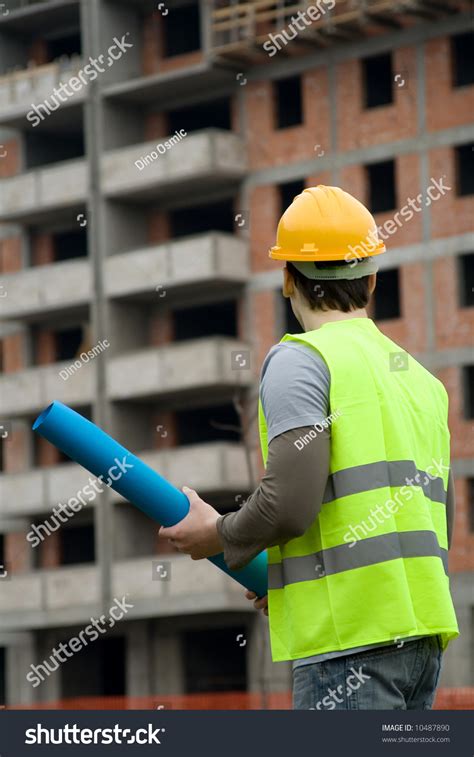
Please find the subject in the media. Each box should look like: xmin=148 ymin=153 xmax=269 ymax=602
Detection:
xmin=261 ymin=340 xmax=329 ymax=382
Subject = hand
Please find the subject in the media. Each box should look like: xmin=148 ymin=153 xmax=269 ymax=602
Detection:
xmin=158 ymin=486 xmax=223 ymax=560
xmin=245 ymin=589 xmax=268 ymax=616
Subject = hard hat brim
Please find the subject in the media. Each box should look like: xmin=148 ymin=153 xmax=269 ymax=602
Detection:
xmin=269 ymin=240 xmax=386 ymax=261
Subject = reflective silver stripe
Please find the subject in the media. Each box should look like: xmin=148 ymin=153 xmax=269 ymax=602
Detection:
xmin=322 ymin=460 xmax=446 ymax=505
xmin=268 ymin=530 xmax=448 ymax=590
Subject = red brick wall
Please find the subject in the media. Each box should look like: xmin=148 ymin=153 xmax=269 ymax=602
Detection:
xmin=38 ymin=530 xmax=61 ymax=569
xmin=4 ymin=532 xmax=31 ymax=574
xmin=339 ymin=156 xmax=423 ymax=247
xmin=436 ymin=362 xmax=474 ymax=576
xmin=250 ymin=290 xmax=277 ymax=368
xmin=3 ymin=425 xmax=29 ymax=474
xmin=148 ymin=209 xmax=171 ymax=243
xmin=149 ymin=310 xmax=174 ymax=346
xmin=449 ymin=477 xmax=474 ymax=573
xmin=429 ymin=146 xmax=474 ymax=238
xmin=35 ymin=436 xmax=62 ymax=467
xmin=245 ymin=69 xmax=329 ymax=171
xmin=249 ymin=184 xmax=280 ymax=273
xmin=142 ymin=12 xmax=161 ymax=75
xmin=31 ymin=233 xmax=55 ymax=266
xmin=425 ymin=36 xmax=474 ymax=132
xmin=0 ymin=139 xmax=21 ymax=178
xmin=433 ymin=256 xmax=474 ymax=351
xmin=376 ymin=263 xmax=427 ymax=354
xmin=0 ymin=237 xmax=22 ymax=273
xmin=144 ymin=113 xmax=169 ymax=142
xmin=28 ymin=39 xmax=48 ymax=65
xmin=35 ymin=329 xmax=56 ymax=365
xmin=2 ymin=334 xmax=25 ymax=373
xmin=142 ymin=12 xmax=203 ymax=76
xmin=336 ymin=46 xmax=417 ymax=152
xmin=439 ymin=366 xmax=474 ymax=463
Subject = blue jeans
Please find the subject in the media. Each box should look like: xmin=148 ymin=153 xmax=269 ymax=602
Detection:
xmin=293 ymin=635 xmax=443 ymax=710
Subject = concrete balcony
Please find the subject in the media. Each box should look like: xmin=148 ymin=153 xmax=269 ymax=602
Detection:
xmin=0 ymin=57 xmax=85 ymax=126
xmin=0 ymin=553 xmax=251 ymax=630
xmin=108 ymin=337 xmax=253 ymax=401
xmin=0 ymin=231 xmax=247 ymax=319
xmin=111 ymin=554 xmax=252 ymax=620
xmin=103 ymin=62 xmax=237 ymax=107
xmin=0 ymin=157 xmax=87 ymax=223
xmin=0 ymin=258 xmax=91 ymax=320
xmin=0 ymin=565 xmax=100 ymax=630
xmin=102 ymin=129 xmax=246 ymax=200
xmin=0 ymin=441 xmax=250 ymax=519
xmin=0 ymin=461 xmax=97 ymax=520
xmin=0 ymin=359 xmax=95 ymax=417
xmin=105 ymin=232 xmax=249 ymax=301
xmin=129 ymin=442 xmax=251 ymax=499
xmin=0 ymin=0 xmax=79 ymax=29
xmin=1 ymin=334 xmax=250 ymax=415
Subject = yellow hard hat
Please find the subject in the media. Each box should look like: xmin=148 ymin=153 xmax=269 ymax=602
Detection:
xmin=269 ymin=185 xmax=385 ymax=262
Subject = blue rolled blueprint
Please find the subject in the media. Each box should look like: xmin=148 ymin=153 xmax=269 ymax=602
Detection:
xmin=33 ymin=401 xmax=268 ymax=597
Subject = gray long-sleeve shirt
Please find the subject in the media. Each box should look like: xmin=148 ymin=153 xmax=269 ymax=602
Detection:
xmin=217 ymin=343 xmax=331 ymax=569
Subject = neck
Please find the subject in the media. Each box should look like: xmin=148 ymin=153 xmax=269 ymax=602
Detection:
xmin=299 ymin=307 xmax=368 ymax=332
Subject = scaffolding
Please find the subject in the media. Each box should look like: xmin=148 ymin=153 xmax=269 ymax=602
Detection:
xmin=210 ymin=0 xmax=468 ymax=61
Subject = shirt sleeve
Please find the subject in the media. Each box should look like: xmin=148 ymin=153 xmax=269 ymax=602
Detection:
xmin=216 ymin=427 xmax=330 ymax=571
xmin=260 ymin=342 xmax=331 ymax=443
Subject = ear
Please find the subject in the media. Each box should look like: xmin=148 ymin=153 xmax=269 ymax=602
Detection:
xmin=368 ymin=272 xmax=377 ymax=294
xmin=283 ymin=266 xmax=295 ymax=299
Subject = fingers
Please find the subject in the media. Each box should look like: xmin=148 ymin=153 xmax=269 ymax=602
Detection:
xmin=244 ymin=590 xmax=268 ymax=615
xmin=182 ymin=486 xmax=197 ymax=503
xmin=159 ymin=525 xmax=177 ymax=538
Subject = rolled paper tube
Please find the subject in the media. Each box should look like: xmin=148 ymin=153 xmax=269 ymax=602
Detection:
xmin=33 ymin=401 xmax=268 ymax=597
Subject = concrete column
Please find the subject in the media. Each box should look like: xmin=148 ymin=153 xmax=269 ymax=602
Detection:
xmin=3 ymin=631 xmax=35 ymax=706
xmin=81 ymin=0 xmax=113 ymax=613
xmin=35 ymin=630 xmax=62 ymax=703
xmin=200 ymin=0 xmax=213 ymax=57
xmin=246 ymin=614 xmax=291 ymax=696
xmin=151 ymin=629 xmax=185 ymax=696
xmin=126 ymin=621 xmax=152 ymax=696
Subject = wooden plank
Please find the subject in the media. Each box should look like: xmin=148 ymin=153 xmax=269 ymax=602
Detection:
xmin=211 ymin=0 xmax=464 ymax=46
xmin=212 ymin=1 xmax=395 ymax=32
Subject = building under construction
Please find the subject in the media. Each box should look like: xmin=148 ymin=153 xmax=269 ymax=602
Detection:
xmin=0 ymin=0 xmax=473 ymax=706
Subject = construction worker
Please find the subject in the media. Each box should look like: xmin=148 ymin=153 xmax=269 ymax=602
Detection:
xmin=159 ymin=185 xmax=459 ymax=710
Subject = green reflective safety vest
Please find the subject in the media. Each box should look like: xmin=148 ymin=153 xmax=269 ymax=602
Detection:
xmin=259 ymin=318 xmax=459 ymax=662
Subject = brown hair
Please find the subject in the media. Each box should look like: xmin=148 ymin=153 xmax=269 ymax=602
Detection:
xmin=286 ymin=261 xmax=372 ymax=312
